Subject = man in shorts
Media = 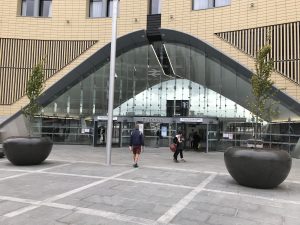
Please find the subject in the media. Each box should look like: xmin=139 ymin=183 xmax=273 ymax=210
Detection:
xmin=129 ymin=124 xmax=144 ymax=168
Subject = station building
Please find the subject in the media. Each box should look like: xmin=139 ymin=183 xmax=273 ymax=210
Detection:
xmin=0 ymin=0 xmax=300 ymax=150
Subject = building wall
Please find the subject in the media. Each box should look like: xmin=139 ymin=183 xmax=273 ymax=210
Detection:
xmin=0 ymin=0 xmax=300 ymax=117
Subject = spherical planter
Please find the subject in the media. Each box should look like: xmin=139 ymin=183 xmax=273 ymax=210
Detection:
xmin=3 ymin=137 xmax=53 ymax=166
xmin=0 ymin=149 xmax=4 ymax=158
xmin=224 ymin=147 xmax=292 ymax=189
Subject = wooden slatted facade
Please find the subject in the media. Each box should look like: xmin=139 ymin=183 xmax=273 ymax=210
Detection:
xmin=215 ymin=21 xmax=300 ymax=84
xmin=0 ymin=38 xmax=97 ymax=105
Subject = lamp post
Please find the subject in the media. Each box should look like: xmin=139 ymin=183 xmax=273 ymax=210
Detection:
xmin=106 ymin=0 xmax=118 ymax=165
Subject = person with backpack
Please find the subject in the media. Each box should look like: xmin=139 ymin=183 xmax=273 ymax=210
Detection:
xmin=173 ymin=130 xmax=185 ymax=163
xmin=129 ymin=124 xmax=144 ymax=168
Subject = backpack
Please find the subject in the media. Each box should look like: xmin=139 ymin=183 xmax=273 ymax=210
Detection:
xmin=130 ymin=129 xmax=144 ymax=146
xmin=173 ymin=136 xmax=178 ymax=144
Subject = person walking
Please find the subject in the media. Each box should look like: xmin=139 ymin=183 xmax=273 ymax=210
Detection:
xmin=173 ymin=130 xmax=185 ymax=163
xmin=129 ymin=124 xmax=144 ymax=168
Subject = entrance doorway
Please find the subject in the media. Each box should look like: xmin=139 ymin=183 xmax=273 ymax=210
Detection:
xmin=93 ymin=120 xmax=121 ymax=146
xmin=184 ymin=124 xmax=207 ymax=151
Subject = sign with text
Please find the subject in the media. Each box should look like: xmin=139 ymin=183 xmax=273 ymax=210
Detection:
xmin=179 ymin=118 xmax=203 ymax=123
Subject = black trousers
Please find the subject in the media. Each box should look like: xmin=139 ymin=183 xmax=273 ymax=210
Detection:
xmin=173 ymin=147 xmax=183 ymax=160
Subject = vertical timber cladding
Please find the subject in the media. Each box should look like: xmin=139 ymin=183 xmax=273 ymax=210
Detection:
xmin=215 ymin=21 xmax=300 ymax=84
xmin=0 ymin=38 xmax=97 ymax=105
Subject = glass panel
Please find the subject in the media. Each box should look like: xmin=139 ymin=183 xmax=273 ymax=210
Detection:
xmin=39 ymin=41 xmax=296 ymax=145
xmin=193 ymin=0 xmax=209 ymax=10
xmin=90 ymin=0 xmax=103 ymax=18
xmin=215 ymin=0 xmax=230 ymax=7
xmin=40 ymin=0 xmax=52 ymax=17
xmin=150 ymin=0 xmax=161 ymax=14
xmin=108 ymin=0 xmax=120 ymax=17
xmin=22 ymin=0 xmax=34 ymax=16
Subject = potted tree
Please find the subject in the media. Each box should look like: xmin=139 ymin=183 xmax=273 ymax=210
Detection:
xmin=224 ymin=40 xmax=292 ymax=189
xmin=3 ymin=61 xmax=53 ymax=165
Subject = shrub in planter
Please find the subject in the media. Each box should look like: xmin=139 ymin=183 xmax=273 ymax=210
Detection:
xmin=3 ymin=61 xmax=53 ymax=165
xmin=224 ymin=37 xmax=292 ymax=189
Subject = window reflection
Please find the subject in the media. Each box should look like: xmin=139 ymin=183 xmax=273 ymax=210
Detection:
xmin=42 ymin=42 xmax=254 ymax=120
xmin=149 ymin=0 xmax=161 ymax=15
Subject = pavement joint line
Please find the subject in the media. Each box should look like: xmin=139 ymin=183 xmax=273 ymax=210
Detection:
xmin=114 ymin=178 xmax=194 ymax=189
xmin=202 ymin=188 xmax=300 ymax=205
xmin=1 ymin=168 xmax=137 ymax=218
xmin=48 ymin=159 xmax=226 ymax=175
xmin=0 ymin=166 xmax=212 ymax=190
xmin=0 ymin=195 xmax=41 ymax=205
xmin=0 ymin=173 xmax=31 ymax=181
xmin=4 ymin=205 xmax=40 ymax=217
xmin=43 ymin=168 xmax=137 ymax=202
xmin=0 ymin=164 xmax=71 ymax=181
xmin=1 ymin=166 xmax=300 ymax=185
xmin=36 ymin=163 xmax=71 ymax=172
xmin=156 ymin=173 xmax=217 ymax=224
xmin=0 ymin=195 xmax=174 ymax=225
xmin=36 ymin=171 xmax=195 ymax=189
xmin=48 ymin=159 xmax=106 ymax=165
xmin=76 ymin=207 xmax=157 ymax=225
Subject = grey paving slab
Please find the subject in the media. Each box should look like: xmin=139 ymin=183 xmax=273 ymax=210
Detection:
xmin=0 ymin=170 xmax=25 ymax=179
xmin=0 ymin=160 xmax=70 ymax=171
xmin=0 ymin=206 xmax=71 ymax=225
xmin=206 ymin=174 xmax=300 ymax=202
xmin=0 ymin=145 xmax=298 ymax=225
xmin=56 ymin=179 xmax=191 ymax=220
xmin=59 ymin=212 xmax=139 ymax=225
xmin=118 ymin=167 xmax=210 ymax=187
xmin=0 ymin=200 xmax=29 ymax=216
xmin=0 ymin=173 xmax=100 ymax=200
xmin=47 ymin=162 xmax=133 ymax=177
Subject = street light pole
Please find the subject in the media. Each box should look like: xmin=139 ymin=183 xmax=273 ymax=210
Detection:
xmin=106 ymin=0 xmax=118 ymax=165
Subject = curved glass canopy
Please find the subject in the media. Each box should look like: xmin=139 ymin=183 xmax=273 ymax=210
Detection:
xmin=42 ymin=42 xmax=297 ymax=121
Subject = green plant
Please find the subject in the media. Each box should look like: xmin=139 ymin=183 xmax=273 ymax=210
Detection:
xmin=22 ymin=62 xmax=45 ymax=123
xmin=248 ymin=40 xmax=278 ymax=145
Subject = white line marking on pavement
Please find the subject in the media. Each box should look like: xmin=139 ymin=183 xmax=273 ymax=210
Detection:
xmin=114 ymin=178 xmax=193 ymax=189
xmin=0 ymin=163 xmax=70 ymax=174
xmin=43 ymin=168 xmax=136 ymax=202
xmin=203 ymin=188 xmax=300 ymax=205
xmin=4 ymin=205 xmax=40 ymax=217
xmin=37 ymin=163 xmax=71 ymax=172
xmin=3 ymin=168 xmax=136 ymax=218
xmin=156 ymin=173 xmax=217 ymax=224
xmin=0 ymin=195 xmax=176 ymax=225
xmin=76 ymin=207 xmax=156 ymax=225
xmin=0 ymin=164 xmax=71 ymax=182
xmin=0 ymin=173 xmax=30 ymax=181
xmin=0 ymin=195 xmax=40 ymax=205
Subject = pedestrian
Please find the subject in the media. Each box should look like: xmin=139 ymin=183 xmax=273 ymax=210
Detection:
xmin=188 ymin=129 xmax=194 ymax=149
xmin=173 ymin=130 xmax=185 ymax=163
xmin=129 ymin=124 xmax=144 ymax=168
xmin=156 ymin=129 xmax=161 ymax=147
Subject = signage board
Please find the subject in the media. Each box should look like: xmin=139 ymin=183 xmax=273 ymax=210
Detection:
xmin=179 ymin=118 xmax=203 ymax=123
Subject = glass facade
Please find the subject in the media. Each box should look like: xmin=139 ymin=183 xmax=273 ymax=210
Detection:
xmin=150 ymin=0 xmax=161 ymax=15
xmin=21 ymin=0 xmax=52 ymax=17
xmin=22 ymin=0 xmax=35 ymax=16
xmin=42 ymin=43 xmax=252 ymax=120
xmin=40 ymin=0 xmax=52 ymax=17
xmin=33 ymin=41 xmax=297 ymax=149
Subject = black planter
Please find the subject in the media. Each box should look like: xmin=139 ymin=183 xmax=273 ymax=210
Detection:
xmin=3 ymin=137 xmax=53 ymax=165
xmin=0 ymin=149 xmax=4 ymax=158
xmin=224 ymin=147 xmax=292 ymax=189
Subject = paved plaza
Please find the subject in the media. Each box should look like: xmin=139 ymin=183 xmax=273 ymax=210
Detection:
xmin=0 ymin=145 xmax=299 ymax=225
